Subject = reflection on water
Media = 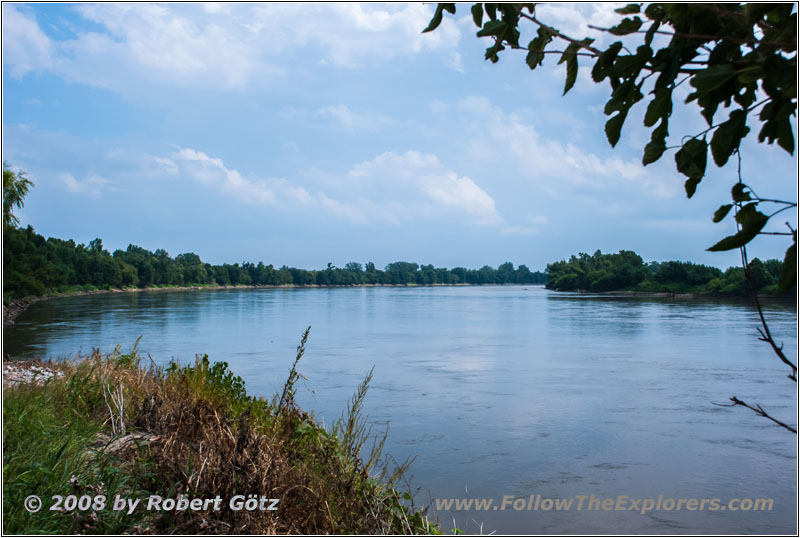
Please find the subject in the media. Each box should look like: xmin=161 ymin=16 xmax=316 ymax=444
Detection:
xmin=3 ymin=286 xmax=797 ymax=534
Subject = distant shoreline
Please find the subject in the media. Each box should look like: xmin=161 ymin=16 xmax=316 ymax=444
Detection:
xmin=2 ymin=282 xmax=530 ymax=326
xmin=4 ymin=283 xmax=792 ymax=328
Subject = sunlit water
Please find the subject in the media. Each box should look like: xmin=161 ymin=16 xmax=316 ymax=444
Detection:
xmin=3 ymin=286 xmax=797 ymax=534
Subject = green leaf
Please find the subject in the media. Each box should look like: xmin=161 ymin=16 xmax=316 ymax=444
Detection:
xmin=734 ymin=202 xmax=761 ymax=225
xmin=644 ymin=87 xmax=672 ymax=127
xmin=484 ymin=40 xmax=505 ymax=63
xmin=684 ymin=177 xmax=701 ymax=198
xmin=497 ymin=5 xmax=521 ymax=47
xmin=710 ymin=110 xmax=749 ymax=167
xmin=471 ymin=4 xmax=483 ymax=27
xmin=423 ymin=4 xmax=445 ymax=33
xmin=688 ymin=64 xmax=737 ymax=94
xmin=605 ymin=112 xmax=627 ymax=147
xmin=526 ymin=27 xmax=555 ymax=70
xmin=758 ymin=98 xmax=796 ymax=155
xmin=644 ymin=4 xmax=665 ymax=20
xmin=609 ymin=16 xmax=642 ymax=35
xmin=615 ymin=4 xmax=641 ymax=15
xmin=731 ymin=183 xmax=752 ymax=202
xmin=642 ymin=120 xmax=668 ymax=165
xmin=563 ymin=56 xmax=578 ymax=95
xmin=558 ymin=39 xmax=593 ymax=66
xmin=712 ymin=204 xmax=733 ymax=223
xmin=557 ymin=42 xmax=577 ymax=65
xmin=674 ymin=138 xmax=707 ymax=179
xmin=776 ymin=120 xmax=795 ymax=154
xmin=604 ymin=79 xmax=643 ymax=115
xmin=707 ymin=205 xmax=769 ymax=251
xmin=591 ymin=42 xmax=623 ymax=82
xmin=642 ymin=139 xmax=666 ymax=165
xmin=557 ymin=40 xmax=591 ymax=94
xmin=477 ymin=19 xmax=507 ymax=38
xmin=526 ymin=47 xmax=544 ymax=69
xmin=736 ymin=65 xmax=762 ymax=84
xmin=778 ymin=242 xmax=796 ymax=291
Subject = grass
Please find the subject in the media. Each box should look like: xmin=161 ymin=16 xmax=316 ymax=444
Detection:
xmin=3 ymin=329 xmax=440 ymax=534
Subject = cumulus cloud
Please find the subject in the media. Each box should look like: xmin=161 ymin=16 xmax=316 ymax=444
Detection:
xmin=454 ymin=96 xmax=682 ymax=200
xmin=272 ymin=3 xmax=461 ymax=69
xmin=2 ymin=3 xmax=461 ymax=95
xmin=160 ymin=147 xmax=501 ymax=227
xmin=346 ymin=150 xmax=502 ymax=225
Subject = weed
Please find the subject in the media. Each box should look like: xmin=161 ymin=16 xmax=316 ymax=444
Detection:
xmin=3 ymin=329 xmax=439 ymax=534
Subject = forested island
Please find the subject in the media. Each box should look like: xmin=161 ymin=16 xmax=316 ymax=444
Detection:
xmin=2 ymin=226 xmax=546 ymax=304
xmin=546 ymin=250 xmax=789 ymax=296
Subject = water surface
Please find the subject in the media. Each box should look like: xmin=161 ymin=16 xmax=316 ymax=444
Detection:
xmin=4 ymin=286 xmax=797 ymax=534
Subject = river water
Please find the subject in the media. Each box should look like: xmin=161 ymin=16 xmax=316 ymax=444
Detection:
xmin=3 ymin=286 xmax=797 ymax=534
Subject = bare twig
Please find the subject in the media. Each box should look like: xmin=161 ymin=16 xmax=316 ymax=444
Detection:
xmin=724 ymin=397 xmax=797 ymax=434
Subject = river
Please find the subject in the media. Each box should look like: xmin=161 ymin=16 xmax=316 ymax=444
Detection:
xmin=3 ymin=286 xmax=797 ymax=534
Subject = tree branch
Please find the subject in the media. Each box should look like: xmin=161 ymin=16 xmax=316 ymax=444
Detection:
xmin=586 ymin=24 xmax=793 ymax=49
xmin=734 ymin=155 xmax=798 ymax=383
xmin=516 ymin=9 xmax=604 ymax=56
xmin=726 ymin=397 xmax=797 ymax=433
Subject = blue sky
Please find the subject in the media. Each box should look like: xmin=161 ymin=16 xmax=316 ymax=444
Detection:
xmin=3 ymin=3 xmax=796 ymax=271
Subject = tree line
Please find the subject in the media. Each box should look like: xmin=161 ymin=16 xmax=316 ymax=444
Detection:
xmin=2 ymin=226 xmax=547 ymax=303
xmin=4 ymin=226 xmax=791 ymax=303
xmin=546 ymin=249 xmax=788 ymax=295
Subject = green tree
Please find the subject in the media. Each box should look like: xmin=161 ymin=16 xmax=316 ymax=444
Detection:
xmin=3 ymin=162 xmax=34 ymax=230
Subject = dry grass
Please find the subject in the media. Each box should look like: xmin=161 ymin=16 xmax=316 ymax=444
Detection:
xmin=4 ymin=330 xmax=440 ymax=535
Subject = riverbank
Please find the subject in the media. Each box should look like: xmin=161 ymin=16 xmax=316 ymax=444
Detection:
xmin=2 ymin=334 xmax=438 ymax=534
xmin=564 ymin=288 xmax=794 ymax=299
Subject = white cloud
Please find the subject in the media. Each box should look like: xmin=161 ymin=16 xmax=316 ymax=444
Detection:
xmin=455 ymin=96 xmax=682 ymax=200
xmin=2 ymin=3 xmax=461 ymax=94
xmin=172 ymin=148 xmax=286 ymax=205
xmin=420 ymin=173 xmax=499 ymax=223
xmin=59 ymin=173 xmax=110 ymax=198
xmin=162 ymin=147 xmax=501 ymax=227
xmin=283 ymin=3 xmax=461 ymax=69
xmin=347 ymin=150 xmax=502 ymax=225
xmin=2 ymin=4 xmax=53 ymax=77
xmin=533 ymin=3 xmax=626 ymax=49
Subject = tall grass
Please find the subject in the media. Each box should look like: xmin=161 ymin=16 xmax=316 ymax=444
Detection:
xmin=3 ymin=330 xmax=440 ymax=534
